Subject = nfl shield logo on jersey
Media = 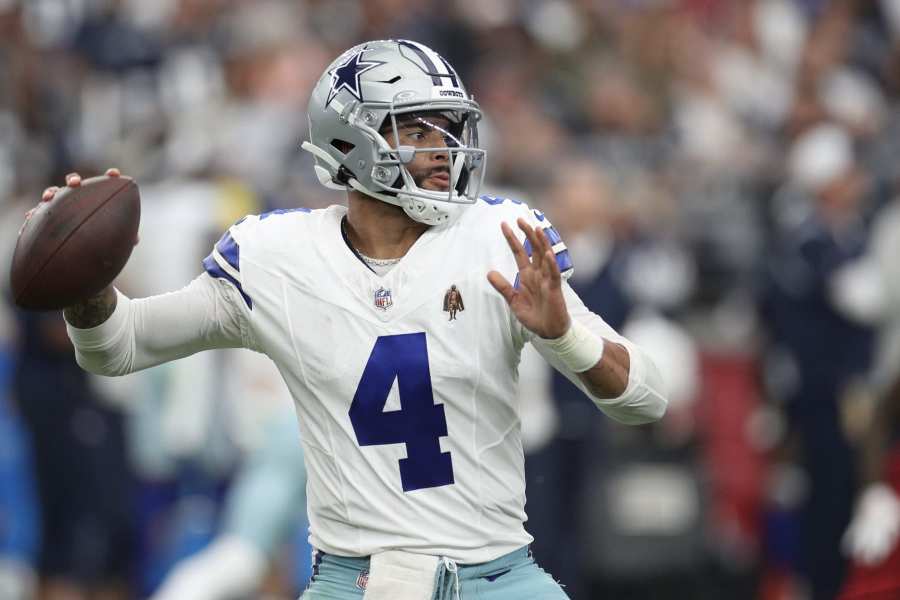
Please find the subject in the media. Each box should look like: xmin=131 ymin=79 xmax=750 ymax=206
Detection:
xmin=374 ymin=287 xmax=393 ymax=311
xmin=356 ymin=569 xmax=369 ymax=590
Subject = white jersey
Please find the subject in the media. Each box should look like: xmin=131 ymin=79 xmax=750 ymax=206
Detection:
xmin=67 ymin=196 xmax=666 ymax=564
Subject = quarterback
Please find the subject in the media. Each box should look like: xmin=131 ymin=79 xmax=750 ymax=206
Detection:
xmin=43 ymin=40 xmax=667 ymax=599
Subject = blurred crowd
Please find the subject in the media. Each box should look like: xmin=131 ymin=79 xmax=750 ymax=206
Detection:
xmin=2 ymin=0 xmax=900 ymax=599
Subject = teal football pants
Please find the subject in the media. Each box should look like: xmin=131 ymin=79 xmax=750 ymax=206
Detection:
xmin=300 ymin=546 xmax=569 ymax=599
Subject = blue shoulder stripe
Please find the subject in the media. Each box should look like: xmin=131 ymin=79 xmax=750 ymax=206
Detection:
xmin=215 ymin=231 xmax=241 ymax=272
xmin=545 ymin=227 xmax=562 ymax=245
xmin=555 ymin=249 xmax=573 ymax=272
xmin=203 ymin=254 xmax=253 ymax=309
xmin=259 ymin=207 xmax=311 ymax=220
xmin=478 ymin=195 xmax=525 ymax=206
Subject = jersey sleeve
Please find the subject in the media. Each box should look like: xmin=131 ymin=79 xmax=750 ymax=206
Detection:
xmin=202 ymin=216 xmax=259 ymax=310
xmin=66 ymin=272 xmax=258 ymax=377
xmin=528 ymin=282 xmax=668 ymax=425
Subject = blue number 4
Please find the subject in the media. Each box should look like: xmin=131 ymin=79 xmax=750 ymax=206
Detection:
xmin=349 ymin=333 xmax=454 ymax=492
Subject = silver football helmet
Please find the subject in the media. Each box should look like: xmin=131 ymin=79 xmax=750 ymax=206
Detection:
xmin=301 ymin=39 xmax=486 ymax=226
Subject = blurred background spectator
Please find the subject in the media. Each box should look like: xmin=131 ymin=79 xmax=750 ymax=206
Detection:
xmin=2 ymin=0 xmax=900 ymax=598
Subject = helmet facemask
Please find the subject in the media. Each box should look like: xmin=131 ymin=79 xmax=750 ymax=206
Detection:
xmin=344 ymin=99 xmax=485 ymax=225
xmin=375 ymin=107 xmax=484 ymax=202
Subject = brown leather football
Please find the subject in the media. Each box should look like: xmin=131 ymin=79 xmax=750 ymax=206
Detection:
xmin=10 ymin=175 xmax=141 ymax=311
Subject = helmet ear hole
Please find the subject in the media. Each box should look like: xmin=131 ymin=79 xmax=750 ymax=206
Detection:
xmin=330 ymin=139 xmax=355 ymax=155
xmin=330 ymin=139 xmax=357 ymax=184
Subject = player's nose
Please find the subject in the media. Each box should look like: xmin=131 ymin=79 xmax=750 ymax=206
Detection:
xmin=430 ymin=141 xmax=450 ymax=163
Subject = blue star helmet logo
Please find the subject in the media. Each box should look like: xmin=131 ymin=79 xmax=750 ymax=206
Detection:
xmin=326 ymin=50 xmax=385 ymax=108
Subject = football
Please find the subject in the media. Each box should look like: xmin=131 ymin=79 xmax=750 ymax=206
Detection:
xmin=10 ymin=175 xmax=141 ymax=311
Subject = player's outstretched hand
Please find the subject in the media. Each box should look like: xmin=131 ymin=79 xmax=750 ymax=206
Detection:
xmin=487 ymin=218 xmax=570 ymax=339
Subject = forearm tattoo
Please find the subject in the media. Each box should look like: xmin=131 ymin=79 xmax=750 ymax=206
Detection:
xmin=63 ymin=287 xmax=117 ymax=328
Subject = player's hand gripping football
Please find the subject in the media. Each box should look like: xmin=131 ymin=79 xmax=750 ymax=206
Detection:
xmin=19 ymin=168 xmax=119 ymax=234
xmin=32 ymin=168 xmax=138 ymax=247
xmin=487 ymin=218 xmax=570 ymax=339
xmin=37 ymin=167 xmax=119 ymax=206
xmin=12 ymin=167 xmax=139 ymax=315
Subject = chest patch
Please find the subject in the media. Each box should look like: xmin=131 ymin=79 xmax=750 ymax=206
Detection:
xmin=442 ymin=284 xmax=465 ymax=321
xmin=374 ymin=287 xmax=393 ymax=311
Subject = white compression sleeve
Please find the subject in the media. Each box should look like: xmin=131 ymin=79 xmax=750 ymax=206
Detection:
xmin=530 ymin=283 xmax=668 ymax=425
xmin=66 ymin=274 xmax=254 ymax=376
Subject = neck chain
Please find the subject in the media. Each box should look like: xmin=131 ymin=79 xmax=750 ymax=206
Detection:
xmin=341 ymin=216 xmax=402 ymax=266
xmin=359 ymin=254 xmax=402 ymax=267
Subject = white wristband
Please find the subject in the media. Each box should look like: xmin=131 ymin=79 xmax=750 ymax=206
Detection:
xmin=540 ymin=319 xmax=604 ymax=373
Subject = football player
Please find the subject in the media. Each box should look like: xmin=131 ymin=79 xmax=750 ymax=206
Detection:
xmin=41 ymin=40 xmax=667 ymax=599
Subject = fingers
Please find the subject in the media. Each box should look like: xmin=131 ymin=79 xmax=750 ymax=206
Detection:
xmin=501 ymin=222 xmax=531 ymax=271
xmin=537 ymin=223 xmax=554 ymax=256
xmin=536 ymin=221 xmax=559 ymax=260
xmin=63 ymin=167 xmax=119 ymax=188
xmin=502 ymin=219 xmax=560 ymax=289
xmin=487 ymin=270 xmax=516 ymax=304
xmin=42 ymin=186 xmax=59 ymax=202
xmin=38 ymin=168 xmax=118 ymax=207
xmin=523 ymin=222 xmax=562 ymax=286
xmin=517 ymin=218 xmax=544 ymax=269
xmin=542 ymin=249 xmax=562 ymax=288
